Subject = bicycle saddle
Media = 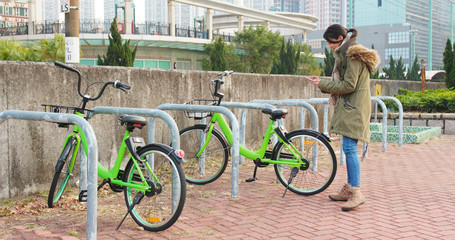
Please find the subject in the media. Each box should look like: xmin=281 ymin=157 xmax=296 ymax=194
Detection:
xmin=119 ymin=115 xmax=147 ymax=131
xmin=261 ymin=108 xmax=288 ymax=120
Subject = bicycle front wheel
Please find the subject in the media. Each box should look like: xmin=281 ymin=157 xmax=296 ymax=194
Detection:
xmin=123 ymin=144 xmax=186 ymax=232
xmin=273 ymin=130 xmax=337 ymax=196
xmin=48 ymin=136 xmax=78 ymax=208
xmin=179 ymin=125 xmax=229 ymax=185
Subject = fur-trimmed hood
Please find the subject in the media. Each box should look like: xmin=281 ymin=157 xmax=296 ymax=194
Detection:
xmin=347 ymin=45 xmax=381 ymax=73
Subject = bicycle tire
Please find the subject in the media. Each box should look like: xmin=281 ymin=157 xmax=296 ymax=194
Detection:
xmin=123 ymin=144 xmax=186 ymax=232
xmin=48 ymin=136 xmax=78 ymax=208
xmin=272 ymin=129 xmax=337 ymax=196
xmin=179 ymin=125 xmax=229 ymax=185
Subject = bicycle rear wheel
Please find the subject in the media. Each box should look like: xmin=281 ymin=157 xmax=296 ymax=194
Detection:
xmin=273 ymin=130 xmax=337 ymax=196
xmin=179 ymin=125 xmax=229 ymax=185
xmin=48 ymin=136 xmax=78 ymax=208
xmin=123 ymin=144 xmax=186 ymax=232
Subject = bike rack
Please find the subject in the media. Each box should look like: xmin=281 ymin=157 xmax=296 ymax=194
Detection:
xmin=376 ymin=96 xmax=403 ymax=147
xmin=89 ymin=106 xmax=180 ymax=149
xmin=157 ymin=104 xmax=241 ymax=198
xmin=71 ymin=106 xmax=182 ymax=199
xmin=220 ymin=102 xmax=277 ymax=164
xmin=250 ymin=99 xmax=319 ymax=132
xmin=0 ymin=110 xmax=98 ymax=240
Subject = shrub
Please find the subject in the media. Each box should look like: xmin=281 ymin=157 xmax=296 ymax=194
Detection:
xmin=385 ymin=88 xmax=455 ymax=113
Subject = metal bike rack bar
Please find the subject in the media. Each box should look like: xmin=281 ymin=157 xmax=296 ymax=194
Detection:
xmin=371 ymin=97 xmax=388 ymax=152
xmin=220 ymin=102 xmax=277 ymax=164
xmin=303 ymin=98 xmax=330 ymax=134
xmin=157 ymin=104 xmax=241 ymax=198
xmin=89 ymin=106 xmax=180 ymax=149
xmin=377 ymin=96 xmax=403 ymax=147
xmin=0 ymin=110 xmax=98 ymax=240
xmin=250 ymin=99 xmax=319 ymax=131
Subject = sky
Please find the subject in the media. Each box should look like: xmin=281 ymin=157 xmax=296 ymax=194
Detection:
xmin=94 ymin=0 xmax=145 ymax=21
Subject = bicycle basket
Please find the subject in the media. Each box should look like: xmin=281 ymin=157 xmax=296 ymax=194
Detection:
xmin=41 ymin=104 xmax=92 ymax=127
xmin=184 ymin=99 xmax=216 ymax=119
xmin=42 ymin=104 xmax=78 ymax=114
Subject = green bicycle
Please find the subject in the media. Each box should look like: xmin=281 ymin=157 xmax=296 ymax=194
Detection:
xmin=179 ymin=71 xmax=337 ymax=197
xmin=46 ymin=61 xmax=186 ymax=232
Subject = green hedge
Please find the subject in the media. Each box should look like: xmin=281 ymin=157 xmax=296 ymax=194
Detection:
xmin=385 ymin=88 xmax=455 ymax=113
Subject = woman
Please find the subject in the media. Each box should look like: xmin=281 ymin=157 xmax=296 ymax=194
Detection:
xmin=306 ymin=24 xmax=380 ymax=211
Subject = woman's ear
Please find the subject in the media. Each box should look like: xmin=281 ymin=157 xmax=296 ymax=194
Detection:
xmin=337 ymin=35 xmax=344 ymax=41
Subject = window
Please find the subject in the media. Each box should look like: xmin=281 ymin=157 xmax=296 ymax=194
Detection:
xmin=388 ymin=32 xmax=410 ymax=44
xmin=378 ymin=0 xmax=382 ymax=7
xmin=0 ymin=7 xmax=3 ymax=14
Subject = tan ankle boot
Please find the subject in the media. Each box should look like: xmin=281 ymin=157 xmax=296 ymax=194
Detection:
xmin=341 ymin=187 xmax=365 ymax=211
xmin=328 ymin=184 xmax=351 ymax=201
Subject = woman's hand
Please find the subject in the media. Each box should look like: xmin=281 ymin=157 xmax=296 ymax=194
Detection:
xmin=304 ymin=76 xmax=321 ymax=87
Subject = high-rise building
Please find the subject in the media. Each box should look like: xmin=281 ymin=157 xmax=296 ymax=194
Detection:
xmin=79 ymin=0 xmax=95 ymax=20
xmin=0 ymin=0 xmax=28 ymax=28
xmin=144 ymin=0 xmax=203 ymax=27
xmin=272 ymin=0 xmax=301 ymax=13
xmin=144 ymin=0 xmax=167 ymax=24
xmin=353 ymin=0 xmax=452 ymax=70
xmin=304 ymin=0 xmax=344 ymax=30
xmin=306 ymin=0 xmax=453 ymax=70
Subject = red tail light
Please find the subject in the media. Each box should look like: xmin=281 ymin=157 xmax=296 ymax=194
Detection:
xmin=175 ymin=150 xmax=185 ymax=158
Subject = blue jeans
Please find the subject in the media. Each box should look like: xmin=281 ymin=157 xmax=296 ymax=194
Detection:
xmin=342 ymin=136 xmax=361 ymax=187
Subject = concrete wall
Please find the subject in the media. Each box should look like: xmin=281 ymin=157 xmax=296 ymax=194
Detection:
xmin=0 ymin=61 xmax=444 ymax=199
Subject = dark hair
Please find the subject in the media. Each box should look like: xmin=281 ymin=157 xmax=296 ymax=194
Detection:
xmin=323 ymin=24 xmax=358 ymax=43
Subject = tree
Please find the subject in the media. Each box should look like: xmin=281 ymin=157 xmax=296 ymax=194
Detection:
xmin=234 ymin=25 xmax=283 ymax=73
xmin=443 ymin=39 xmax=455 ymax=88
xmin=322 ymin=47 xmax=335 ymax=76
xmin=271 ymin=39 xmax=300 ymax=74
xmin=297 ymin=44 xmax=321 ymax=76
xmin=98 ymin=18 xmax=137 ymax=67
xmin=383 ymin=55 xmax=397 ymax=79
xmin=201 ymin=36 xmax=228 ymax=71
xmin=406 ymin=56 xmax=420 ymax=81
xmin=395 ymin=57 xmax=406 ymax=80
xmin=40 ymin=33 xmax=65 ymax=62
xmin=370 ymin=44 xmax=380 ymax=79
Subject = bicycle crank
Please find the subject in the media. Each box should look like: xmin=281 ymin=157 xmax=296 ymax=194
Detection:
xmin=282 ymin=167 xmax=299 ymax=198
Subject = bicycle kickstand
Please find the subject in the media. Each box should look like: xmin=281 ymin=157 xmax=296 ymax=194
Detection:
xmin=116 ymin=192 xmax=145 ymax=231
xmin=245 ymin=165 xmax=258 ymax=182
xmin=282 ymin=167 xmax=299 ymax=198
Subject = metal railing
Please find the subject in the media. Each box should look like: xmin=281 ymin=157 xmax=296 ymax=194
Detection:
xmin=1 ymin=20 xmax=234 ymax=42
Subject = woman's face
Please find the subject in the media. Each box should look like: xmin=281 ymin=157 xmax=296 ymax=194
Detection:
xmin=326 ymin=35 xmax=344 ymax=50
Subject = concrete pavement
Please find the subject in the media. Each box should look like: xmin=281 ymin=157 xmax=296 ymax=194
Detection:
xmin=2 ymin=135 xmax=455 ymax=240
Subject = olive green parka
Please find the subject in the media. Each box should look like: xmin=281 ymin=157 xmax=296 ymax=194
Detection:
xmin=319 ymin=38 xmax=380 ymax=142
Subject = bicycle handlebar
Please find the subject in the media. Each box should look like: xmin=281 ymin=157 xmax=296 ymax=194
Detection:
xmin=54 ymin=61 xmax=131 ymax=102
xmin=211 ymin=70 xmax=233 ymax=105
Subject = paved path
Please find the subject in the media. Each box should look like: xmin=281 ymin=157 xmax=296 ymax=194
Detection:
xmin=2 ymin=135 xmax=455 ymax=240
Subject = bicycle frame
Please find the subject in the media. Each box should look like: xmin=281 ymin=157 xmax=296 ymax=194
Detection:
xmin=198 ymin=112 xmax=305 ymax=168
xmin=66 ymin=112 xmax=157 ymax=193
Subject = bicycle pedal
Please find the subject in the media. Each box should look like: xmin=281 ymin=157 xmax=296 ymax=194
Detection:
xmin=78 ymin=190 xmax=88 ymax=202
xmin=245 ymin=177 xmax=257 ymax=182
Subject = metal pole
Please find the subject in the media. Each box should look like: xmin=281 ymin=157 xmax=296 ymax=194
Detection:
xmin=451 ymin=1 xmax=454 ymax=44
xmin=157 ymin=104 xmax=240 ymax=198
xmin=341 ymin=0 xmax=346 ymax=27
xmin=65 ymin=0 xmax=80 ymax=63
xmin=0 ymin=111 xmax=98 ymax=240
xmin=349 ymin=0 xmax=353 ymax=28
xmin=428 ymin=0 xmax=433 ymax=70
